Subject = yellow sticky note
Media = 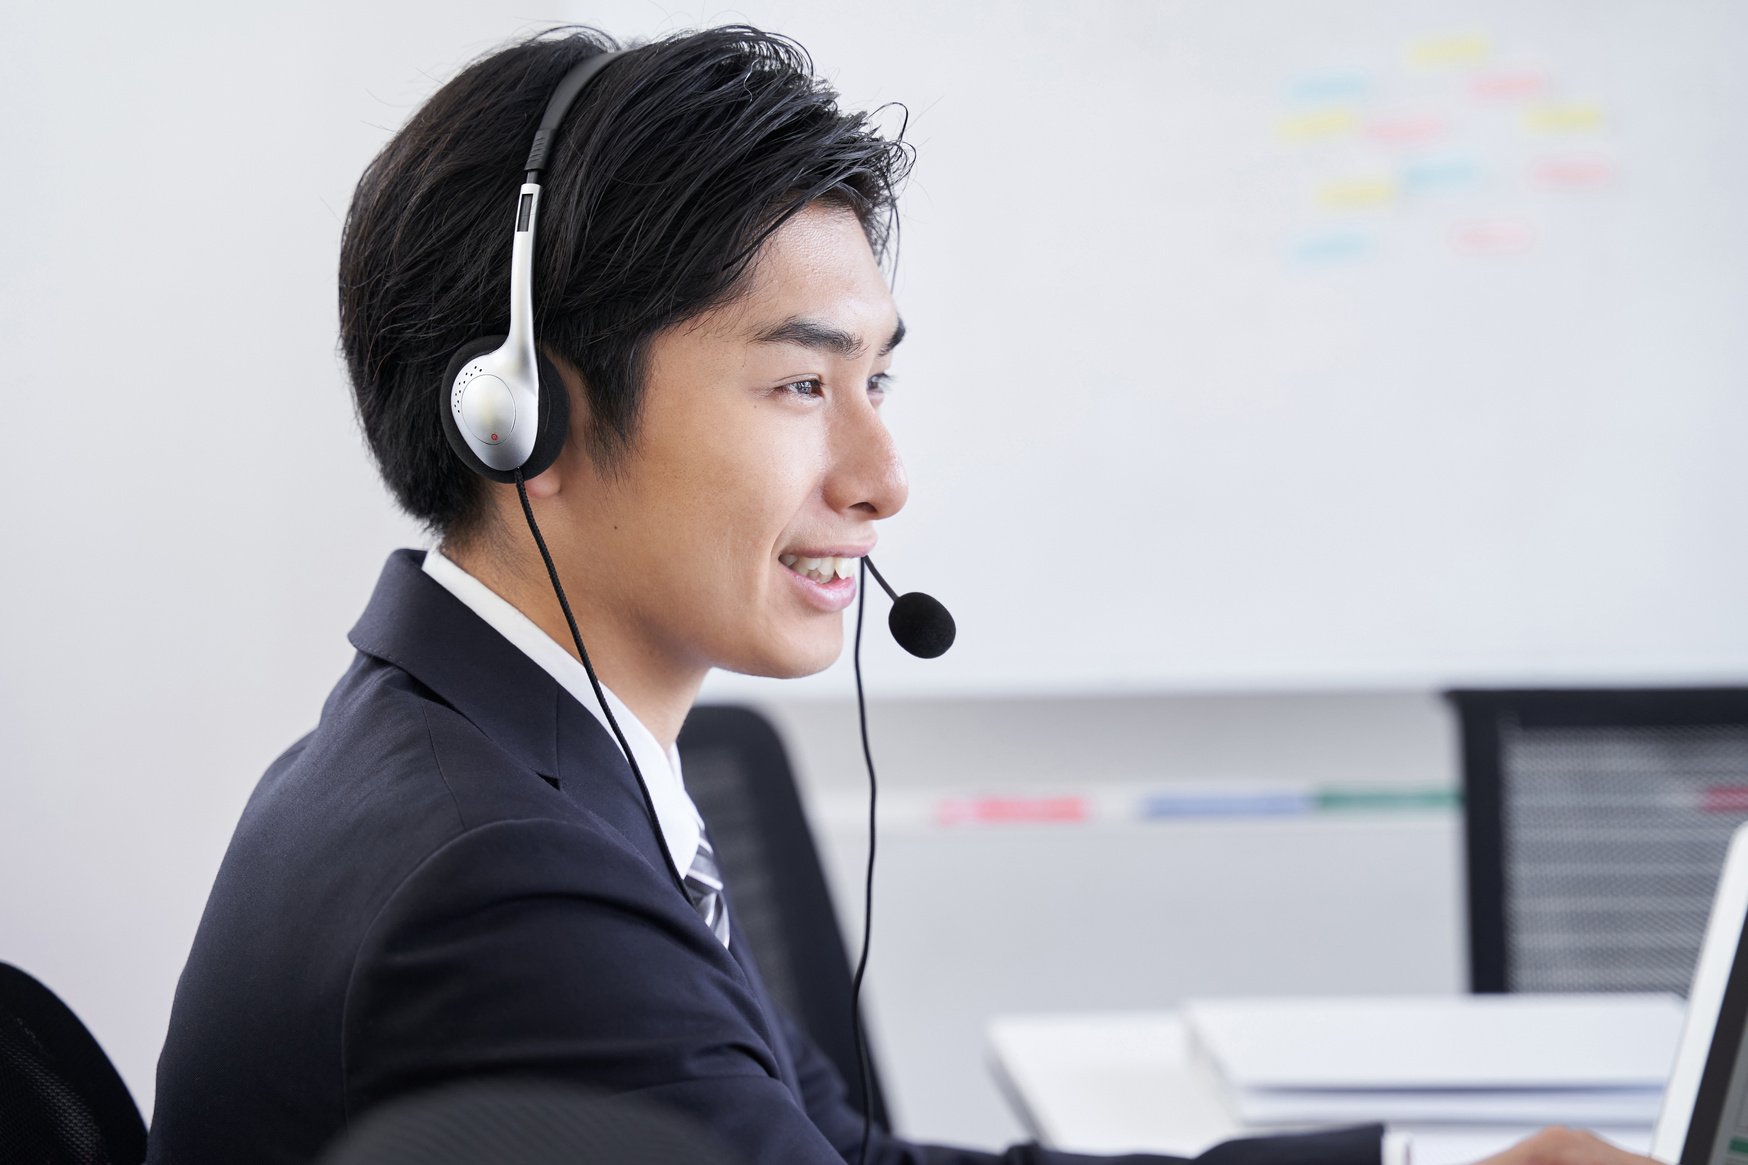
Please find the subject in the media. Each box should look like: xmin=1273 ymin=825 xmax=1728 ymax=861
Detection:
xmin=1523 ymin=103 xmax=1605 ymax=133
xmin=1277 ymin=108 xmax=1358 ymax=141
xmin=1408 ymin=34 xmax=1491 ymax=68
xmin=1317 ymin=177 xmax=1398 ymax=210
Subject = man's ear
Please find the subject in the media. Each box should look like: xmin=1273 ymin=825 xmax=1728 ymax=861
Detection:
xmin=522 ymin=462 xmax=563 ymax=499
xmin=523 ymin=350 xmax=592 ymax=500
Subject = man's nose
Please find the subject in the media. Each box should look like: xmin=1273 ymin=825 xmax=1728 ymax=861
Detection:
xmin=826 ymin=400 xmax=908 ymax=519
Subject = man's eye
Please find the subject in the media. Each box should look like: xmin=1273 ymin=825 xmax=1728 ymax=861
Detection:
xmin=868 ymin=372 xmax=894 ymax=394
xmin=782 ymin=378 xmax=824 ymax=398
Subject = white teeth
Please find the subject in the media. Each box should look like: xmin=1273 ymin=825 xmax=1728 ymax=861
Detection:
xmin=780 ymin=553 xmax=859 ymax=583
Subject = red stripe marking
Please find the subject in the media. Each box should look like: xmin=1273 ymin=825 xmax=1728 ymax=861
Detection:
xmin=1703 ymin=787 xmax=1748 ymax=814
xmin=937 ymin=797 xmax=1089 ymax=825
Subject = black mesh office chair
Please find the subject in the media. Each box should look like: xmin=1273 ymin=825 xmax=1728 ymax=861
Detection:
xmin=0 ymin=961 xmax=147 ymax=1165
xmin=1448 ymin=688 xmax=1748 ymax=995
xmin=317 ymin=1080 xmax=746 ymax=1165
xmin=676 ymin=703 xmax=891 ymax=1130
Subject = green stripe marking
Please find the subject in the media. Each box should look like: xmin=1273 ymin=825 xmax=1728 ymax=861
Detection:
xmin=1315 ymin=789 xmax=1461 ymax=813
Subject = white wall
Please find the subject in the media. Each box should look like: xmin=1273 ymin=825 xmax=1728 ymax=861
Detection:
xmin=0 ymin=0 xmax=530 ymax=1123
xmin=0 ymin=0 xmax=1736 ymax=1151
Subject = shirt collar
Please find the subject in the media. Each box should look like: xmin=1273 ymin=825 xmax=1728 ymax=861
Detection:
xmin=420 ymin=547 xmax=701 ymax=877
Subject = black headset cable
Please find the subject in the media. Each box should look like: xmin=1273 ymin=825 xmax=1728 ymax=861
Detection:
xmin=520 ymin=467 xmax=880 ymax=1161
xmin=850 ymin=555 xmax=880 ymax=1165
xmin=514 ymin=468 xmax=689 ymax=900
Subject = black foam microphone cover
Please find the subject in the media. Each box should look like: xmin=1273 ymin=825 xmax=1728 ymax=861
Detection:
xmin=888 ymin=591 xmax=956 ymax=659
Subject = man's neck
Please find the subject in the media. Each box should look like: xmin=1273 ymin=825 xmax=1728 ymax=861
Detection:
xmin=440 ymin=541 xmax=702 ymax=749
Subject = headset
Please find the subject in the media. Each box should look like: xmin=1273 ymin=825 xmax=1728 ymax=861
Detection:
xmin=436 ymin=45 xmax=955 ymax=1163
xmin=437 ymin=51 xmax=621 ymax=485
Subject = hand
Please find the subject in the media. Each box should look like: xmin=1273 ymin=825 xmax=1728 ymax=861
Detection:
xmin=1472 ymin=1127 xmax=1663 ymax=1165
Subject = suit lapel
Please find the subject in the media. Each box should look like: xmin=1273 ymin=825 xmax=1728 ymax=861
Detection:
xmin=348 ymin=552 xmax=667 ymax=871
xmin=348 ymin=550 xmax=800 ymax=1091
xmin=349 ymin=549 xmax=561 ymax=780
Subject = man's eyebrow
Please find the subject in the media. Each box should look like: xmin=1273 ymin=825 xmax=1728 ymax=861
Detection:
xmin=750 ymin=315 xmax=907 ymax=359
xmin=880 ymin=317 xmax=906 ymax=356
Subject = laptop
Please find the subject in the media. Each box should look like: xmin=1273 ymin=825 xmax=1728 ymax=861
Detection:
xmin=1653 ymin=823 xmax=1748 ymax=1164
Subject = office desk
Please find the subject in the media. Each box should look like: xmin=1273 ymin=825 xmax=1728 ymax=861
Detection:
xmin=986 ymin=1012 xmax=1654 ymax=1165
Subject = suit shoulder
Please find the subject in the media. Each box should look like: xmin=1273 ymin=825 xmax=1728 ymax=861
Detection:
xmin=251 ymin=653 xmax=570 ymax=838
xmin=412 ymin=691 xmax=575 ymax=829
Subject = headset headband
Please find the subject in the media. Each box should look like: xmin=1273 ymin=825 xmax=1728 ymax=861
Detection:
xmin=443 ymin=48 xmax=625 ymax=478
xmin=508 ymin=49 xmax=626 ymax=358
xmin=524 ymin=49 xmax=624 ymax=182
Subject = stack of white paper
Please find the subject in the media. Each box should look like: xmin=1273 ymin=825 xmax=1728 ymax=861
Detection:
xmin=1182 ymin=994 xmax=1683 ymax=1130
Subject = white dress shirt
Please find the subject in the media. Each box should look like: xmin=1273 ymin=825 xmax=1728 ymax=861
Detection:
xmin=420 ymin=547 xmax=703 ymax=879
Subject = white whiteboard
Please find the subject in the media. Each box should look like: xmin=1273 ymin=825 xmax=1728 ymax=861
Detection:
xmin=0 ymin=2 xmax=1740 ymax=705
xmin=701 ymin=0 xmax=1748 ymax=698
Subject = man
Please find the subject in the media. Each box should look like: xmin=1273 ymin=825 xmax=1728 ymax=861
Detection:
xmin=148 ymin=26 xmax=1664 ymax=1165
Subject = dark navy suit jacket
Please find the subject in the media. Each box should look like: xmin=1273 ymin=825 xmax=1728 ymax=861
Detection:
xmin=148 ymin=550 xmax=1383 ymax=1165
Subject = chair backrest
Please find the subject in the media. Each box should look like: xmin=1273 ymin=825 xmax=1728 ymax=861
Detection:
xmin=1448 ymin=688 xmax=1748 ymax=995
xmin=316 ymin=1080 xmax=746 ymax=1165
xmin=0 ymin=962 xmax=146 ymax=1165
xmin=676 ymin=703 xmax=891 ymax=1130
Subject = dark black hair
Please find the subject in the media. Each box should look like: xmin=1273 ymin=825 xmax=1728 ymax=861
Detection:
xmin=340 ymin=26 xmax=912 ymax=542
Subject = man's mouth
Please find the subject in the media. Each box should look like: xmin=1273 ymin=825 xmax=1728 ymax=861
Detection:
xmin=779 ymin=554 xmax=856 ymax=585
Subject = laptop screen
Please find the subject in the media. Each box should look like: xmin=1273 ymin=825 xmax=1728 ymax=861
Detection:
xmin=1682 ymin=894 xmax=1748 ymax=1165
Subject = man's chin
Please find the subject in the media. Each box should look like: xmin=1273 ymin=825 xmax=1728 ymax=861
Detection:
xmin=719 ymin=633 xmax=844 ymax=681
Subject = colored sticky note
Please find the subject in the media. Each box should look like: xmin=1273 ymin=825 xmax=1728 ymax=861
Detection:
xmin=1472 ymin=70 xmax=1547 ymax=100
xmin=1288 ymin=73 xmax=1373 ymax=105
xmin=1451 ymin=218 xmax=1535 ymax=256
xmin=1523 ymin=103 xmax=1605 ymax=134
xmin=1289 ymin=230 xmax=1372 ymax=265
xmin=1403 ymin=157 xmax=1483 ymax=194
xmin=1277 ymin=108 xmax=1358 ymax=141
xmin=1367 ymin=114 xmax=1448 ymax=146
xmin=1317 ymin=177 xmax=1398 ymax=210
xmin=1408 ymin=34 xmax=1491 ymax=68
xmin=1534 ymin=155 xmax=1617 ymax=188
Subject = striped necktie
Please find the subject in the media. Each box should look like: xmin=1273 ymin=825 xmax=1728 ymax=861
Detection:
xmin=684 ymin=831 xmax=731 ymax=948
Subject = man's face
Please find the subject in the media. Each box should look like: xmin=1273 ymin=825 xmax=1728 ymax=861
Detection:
xmin=547 ymin=203 xmax=907 ymax=683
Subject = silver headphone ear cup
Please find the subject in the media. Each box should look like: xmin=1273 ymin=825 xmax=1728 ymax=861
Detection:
xmin=440 ymin=336 xmax=570 ymax=483
xmin=442 ymin=336 xmax=510 ymax=480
